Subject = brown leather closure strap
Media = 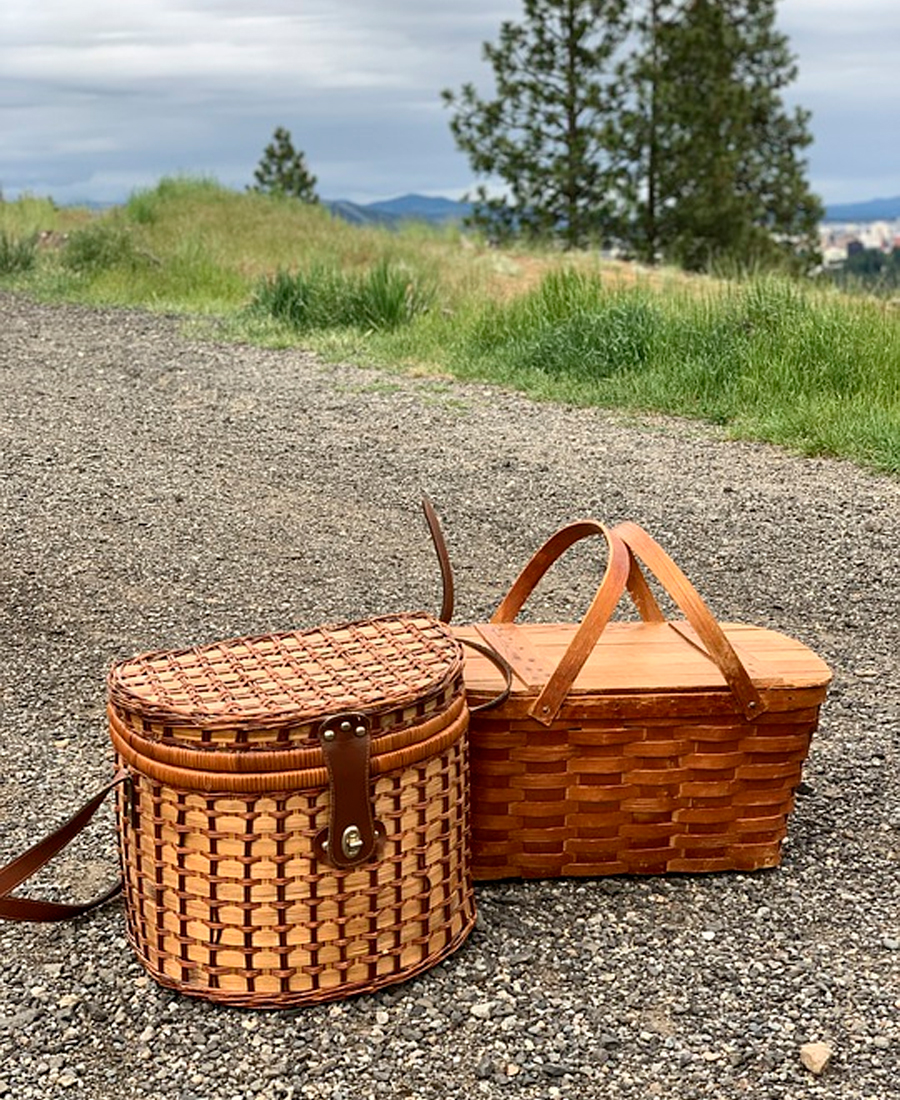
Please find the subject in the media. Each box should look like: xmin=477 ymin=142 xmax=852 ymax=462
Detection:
xmin=0 ymin=769 xmax=128 ymax=922
xmin=613 ymin=522 xmax=766 ymax=721
xmin=489 ymin=521 xmax=632 ymax=726
xmin=314 ymin=713 xmax=382 ymax=869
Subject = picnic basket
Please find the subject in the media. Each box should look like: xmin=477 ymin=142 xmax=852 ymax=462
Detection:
xmin=99 ymin=612 xmax=473 ymax=1008
xmin=2 ymin=502 xmax=517 ymax=1006
xmin=454 ymin=519 xmax=831 ymax=881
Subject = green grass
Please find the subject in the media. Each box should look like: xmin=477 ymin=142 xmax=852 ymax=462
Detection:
xmin=0 ymin=229 xmax=38 ymax=274
xmin=1 ymin=175 xmax=898 ymax=474
xmin=433 ymin=274 xmax=900 ymax=471
xmin=252 ymin=260 xmax=434 ymax=332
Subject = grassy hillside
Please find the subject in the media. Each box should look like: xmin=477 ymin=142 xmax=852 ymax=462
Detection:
xmin=2 ymin=176 xmax=898 ymax=474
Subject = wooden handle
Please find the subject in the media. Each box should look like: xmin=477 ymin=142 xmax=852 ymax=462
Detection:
xmin=489 ymin=519 xmax=766 ymax=726
xmin=490 ymin=521 xmax=632 ymax=725
xmin=613 ymin=522 xmax=765 ymax=721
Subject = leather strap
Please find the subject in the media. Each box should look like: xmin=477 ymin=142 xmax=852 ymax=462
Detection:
xmin=490 ymin=521 xmax=632 ymax=725
xmin=422 ymin=496 xmax=455 ymax=624
xmin=613 ymin=522 xmax=766 ymax=720
xmin=0 ymin=769 xmax=128 ymax=922
xmin=314 ymin=714 xmax=381 ymax=868
xmin=459 ymin=637 xmax=513 ymax=713
xmin=422 ymin=498 xmax=513 ymax=714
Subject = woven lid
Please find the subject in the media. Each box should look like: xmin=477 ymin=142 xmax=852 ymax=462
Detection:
xmin=108 ymin=613 xmax=463 ymax=744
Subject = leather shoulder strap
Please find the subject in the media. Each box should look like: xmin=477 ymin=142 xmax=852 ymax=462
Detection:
xmin=0 ymin=770 xmax=127 ymax=922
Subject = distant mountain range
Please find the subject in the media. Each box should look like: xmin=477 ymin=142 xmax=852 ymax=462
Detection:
xmin=823 ymin=196 xmax=900 ymax=222
xmin=61 ymin=189 xmax=900 ymax=226
xmin=326 ymin=194 xmax=472 ymax=227
xmin=327 ymin=192 xmax=900 ymax=228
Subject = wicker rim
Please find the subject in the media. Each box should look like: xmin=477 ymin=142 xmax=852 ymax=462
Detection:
xmin=110 ymin=702 xmax=469 ymax=793
xmin=108 ymin=693 xmax=467 ymax=776
xmin=133 ymin=915 xmax=477 ymax=1009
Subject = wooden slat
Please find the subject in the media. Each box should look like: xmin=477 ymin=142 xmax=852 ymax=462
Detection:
xmin=456 ymin=622 xmax=831 ymax=698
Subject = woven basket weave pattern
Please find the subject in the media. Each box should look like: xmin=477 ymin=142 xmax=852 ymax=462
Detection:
xmin=470 ymin=708 xmax=814 ymax=880
xmin=108 ymin=615 xmax=463 ymax=744
xmin=109 ymin=614 xmax=474 ymax=1007
xmin=470 ymin=707 xmax=816 ymax=879
xmin=456 ymin=520 xmax=829 ymax=881
xmin=117 ymin=733 xmax=473 ymax=1006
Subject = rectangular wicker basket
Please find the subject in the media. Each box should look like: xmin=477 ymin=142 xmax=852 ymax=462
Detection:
xmin=456 ymin=521 xmax=831 ymax=881
xmin=107 ymin=612 xmax=474 ymax=1008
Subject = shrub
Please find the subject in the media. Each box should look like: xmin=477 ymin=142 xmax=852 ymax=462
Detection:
xmin=253 ymin=260 xmax=433 ymax=332
xmin=0 ymin=229 xmax=38 ymax=274
xmin=61 ymin=223 xmax=138 ymax=273
xmin=466 ymin=268 xmax=660 ymax=379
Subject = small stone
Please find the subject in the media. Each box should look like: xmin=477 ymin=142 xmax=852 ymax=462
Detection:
xmin=475 ymin=1057 xmax=493 ymax=1080
xmin=470 ymin=1002 xmax=492 ymax=1020
xmin=882 ymin=937 xmax=900 ymax=951
xmin=800 ymin=1041 xmax=833 ymax=1075
xmin=375 ymin=1010 xmax=389 ymax=1026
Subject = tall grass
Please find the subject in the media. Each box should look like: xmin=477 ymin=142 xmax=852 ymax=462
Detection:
xmin=465 ymin=268 xmax=660 ymax=379
xmin=446 ymin=273 xmax=900 ymax=471
xmin=252 ymin=260 xmax=434 ymax=332
xmin=0 ymin=195 xmax=63 ymax=235
xmin=0 ymin=230 xmax=38 ymax=274
xmin=61 ymin=222 xmax=140 ymax=273
xmin=0 ymin=176 xmax=897 ymax=474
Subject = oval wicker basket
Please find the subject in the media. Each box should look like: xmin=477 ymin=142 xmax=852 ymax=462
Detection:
xmin=108 ymin=613 xmax=475 ymax=1008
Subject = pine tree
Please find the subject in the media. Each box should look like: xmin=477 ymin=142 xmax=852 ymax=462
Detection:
xmin=250 ymin=127 xmax=319 ymax=203
xmin=618 ymin=0 xmax=822 ymax=271
xmin=442 ymin=0 xmax=629 ymax=249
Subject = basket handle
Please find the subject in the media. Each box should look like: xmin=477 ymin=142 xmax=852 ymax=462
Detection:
xmin=490 ymin=520 xmax=765 ymax=726
xmin=489 ymin=521 xmax=632 ymax=725
xmin=613 ymin=522 xmax=765 ymax=721
xmin=0 ymin=769 xmax=127 ymax=922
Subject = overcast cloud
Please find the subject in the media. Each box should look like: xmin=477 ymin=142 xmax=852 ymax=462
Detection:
xmin=1 ymin=0 xmax=897 ymax=207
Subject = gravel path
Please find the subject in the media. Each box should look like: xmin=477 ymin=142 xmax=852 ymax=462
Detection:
xmin=1 ymin=292 xmax=898 ymax=1099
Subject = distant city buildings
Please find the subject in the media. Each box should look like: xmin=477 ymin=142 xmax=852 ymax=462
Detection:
xmin=819 ymin=220 xmax=900 ymax=267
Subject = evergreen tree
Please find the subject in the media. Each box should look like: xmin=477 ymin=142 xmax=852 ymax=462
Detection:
xmin=618 ymin=0 xmax=822 ymax=271
xmin=250 ymin=127 xmax=319 ymax=202
xmin=442 ymin=0 xmax=629 ymax=249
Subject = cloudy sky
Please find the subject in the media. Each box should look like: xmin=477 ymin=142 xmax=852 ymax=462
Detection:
xmin=1 ymin=0 xmax=897 ymax=209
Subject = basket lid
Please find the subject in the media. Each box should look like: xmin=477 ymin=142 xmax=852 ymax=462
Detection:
xmin=108 ymin=613 xmax=462 ymax=734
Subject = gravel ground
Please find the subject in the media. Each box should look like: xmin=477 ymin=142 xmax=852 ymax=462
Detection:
xmin=0 ymin=291 xmax=898 ymax=1100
